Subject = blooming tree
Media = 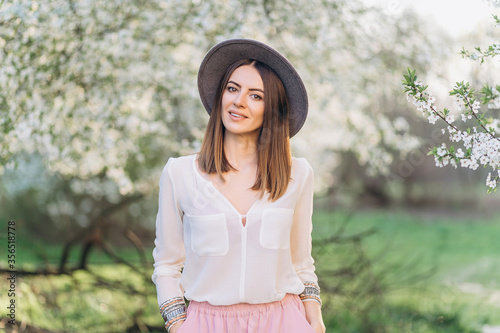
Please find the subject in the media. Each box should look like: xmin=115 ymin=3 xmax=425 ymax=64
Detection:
xmin=403 ymin=6 xmax=500 ymax=192
xmin=0 ymin=0 xmax=439 ymax=209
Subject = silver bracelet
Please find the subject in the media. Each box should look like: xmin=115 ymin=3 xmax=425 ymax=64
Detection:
xmin=165 ymin=306 xmax=187 ymax=322
xmin=299 ymin=281 xmax=322 ymax=305
xmin=159 ymin=297 xmax=186 ymax=322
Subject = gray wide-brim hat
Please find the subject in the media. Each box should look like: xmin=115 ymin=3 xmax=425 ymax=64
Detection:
xmin=197 ymin=39 xmax=308 ymax=138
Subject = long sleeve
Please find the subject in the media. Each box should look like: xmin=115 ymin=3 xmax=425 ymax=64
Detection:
xmin=151 ymin=158 xmax=187 ymax=322
xmin=290 ymin=160 xmax=321 ymax=304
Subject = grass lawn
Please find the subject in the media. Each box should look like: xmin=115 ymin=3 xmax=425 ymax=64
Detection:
xmin=1 ymin=208 xmax=499 ymax=332
xmin=312 ymin=208 xmax=500 ymax=333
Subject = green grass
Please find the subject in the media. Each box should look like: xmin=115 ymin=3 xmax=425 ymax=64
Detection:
xmin=312 ymin=208 xmax=500 ymax=332
xmin=0 ymin=226 xmax=163 ymax=332
xmin=1 ymin=208 xmax=499 ymax=332
xmin=1 ymin=265 xmax=163 ymax=332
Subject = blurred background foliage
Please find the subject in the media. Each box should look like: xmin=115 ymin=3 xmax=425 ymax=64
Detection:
xmin=1 ymin=0 xmax=500 ymax=332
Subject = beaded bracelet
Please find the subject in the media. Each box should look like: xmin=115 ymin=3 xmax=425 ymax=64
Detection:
xmin=299 ymin=281 xmax=322 ymax=306
xmin=159 ymin=297 xmax=187 ymax=332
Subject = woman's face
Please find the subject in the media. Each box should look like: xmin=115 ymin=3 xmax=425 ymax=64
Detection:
xmin=221 ymin=65 xmax=265 ymax=139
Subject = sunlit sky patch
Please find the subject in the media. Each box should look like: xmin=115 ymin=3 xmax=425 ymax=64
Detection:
xmin=364 ymin=0 xmax=497 ymax=38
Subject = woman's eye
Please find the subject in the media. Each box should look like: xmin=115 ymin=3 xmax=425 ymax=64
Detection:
xmin=228 ymin=86 xmax=237 ymax=92
xmin=252 ymin=94 xmax=262 ymax=100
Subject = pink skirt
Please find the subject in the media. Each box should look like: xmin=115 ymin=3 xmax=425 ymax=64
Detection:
xmin=177 ymin=294 xmax=315 ymax=333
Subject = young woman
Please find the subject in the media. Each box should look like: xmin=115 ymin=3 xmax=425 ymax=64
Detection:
xmin=152 ymin=39 xmax=325 ymax=333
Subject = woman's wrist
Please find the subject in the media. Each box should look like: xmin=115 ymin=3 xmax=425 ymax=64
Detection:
xmin=167 ymin=320 xmax=185 ymax=333
xmin=299 ymin=281 xmax=322 ymax=305
xmin=159 ymin=297 xmax=187 ymax=332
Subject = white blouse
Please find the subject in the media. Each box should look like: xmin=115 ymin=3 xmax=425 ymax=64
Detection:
xmin=151 ymin=153 xmax=318 ymax=307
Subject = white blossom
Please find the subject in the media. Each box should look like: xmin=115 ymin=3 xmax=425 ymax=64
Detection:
xmin=487 ymin=95 xmax=500 ymax=109
xmin=480 ymin=155 xmax=490 ymax=165
xmin=428 ymin=113 xmax=439 ymax=124
xmin=450 ymin=158 xmax=457 ymax=169
xmin=469 ymin=159 xmax=480 ymax=170
xmin=472 ymin=100 xmax=481 ymax=113
xmin=437 ymin=147 xmax=447 ymax=157
xmin=486 ymin=172 xmax=497 ymax=189
xmin=434 ymin=155 xmax=443 ymax=167
xmin=451 ymin=132 xmax=462 ymax=142
xmin=455 ymin=96 xmax=465 ymax=111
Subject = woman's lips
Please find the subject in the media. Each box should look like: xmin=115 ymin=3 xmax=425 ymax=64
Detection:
xmin=229 ymin=111 xmax=246 ymax=120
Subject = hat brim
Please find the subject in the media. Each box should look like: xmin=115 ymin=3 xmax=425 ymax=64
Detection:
xmin=197 ymin=39 xmax=308 ymax=138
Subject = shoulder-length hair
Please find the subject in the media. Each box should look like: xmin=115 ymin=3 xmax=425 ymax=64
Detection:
xmin=197 ymin=58 xmax=292 ymax=201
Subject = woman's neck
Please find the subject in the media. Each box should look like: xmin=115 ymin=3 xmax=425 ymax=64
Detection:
xmin=223 ymin=131 xmax=258 ymax=170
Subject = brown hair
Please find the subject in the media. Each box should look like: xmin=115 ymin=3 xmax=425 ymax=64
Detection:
xmin=197 ymin=59 xmax=292 ymax=201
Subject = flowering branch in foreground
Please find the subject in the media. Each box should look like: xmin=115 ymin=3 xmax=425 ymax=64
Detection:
xmin=460 ymin=14 xmax=500 ymax=63
xmin=402 ymin=68 xmax=500 ymax=193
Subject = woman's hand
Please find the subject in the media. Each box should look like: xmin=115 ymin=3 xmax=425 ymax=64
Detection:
xmin=303 ymin=300 xmax=326 ymax=333
xmin=168 ymin=320 xmax=185 ymax=333
xmin=310 ymin=321 xmax=326 ymax=333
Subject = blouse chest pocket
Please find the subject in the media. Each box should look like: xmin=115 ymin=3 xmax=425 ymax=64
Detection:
xmin=188 ymin=213 xmax=229 ymax=256
xmin=260 ymin=208 xmax=294 ymax=250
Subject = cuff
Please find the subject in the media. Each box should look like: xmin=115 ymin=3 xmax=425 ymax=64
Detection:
xmin=299 ymin=281 xmax=322 ymax=306
xmin=159 ymin=297 xmax=187 ymax=332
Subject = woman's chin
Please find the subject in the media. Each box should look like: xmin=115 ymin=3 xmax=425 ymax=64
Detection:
xmin=224 ymin=126 xmax=261 ymax=139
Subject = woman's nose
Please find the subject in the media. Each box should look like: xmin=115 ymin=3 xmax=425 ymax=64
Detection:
xmin=233 ymin=92 xmax=246 ymax=108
